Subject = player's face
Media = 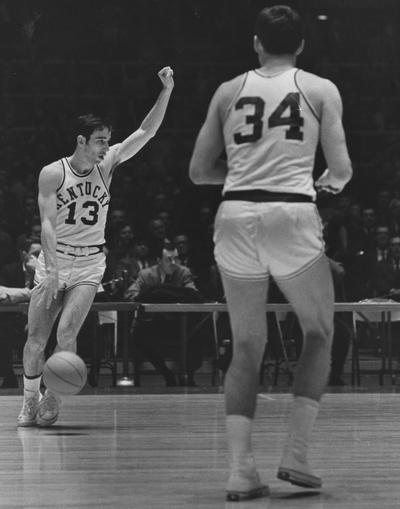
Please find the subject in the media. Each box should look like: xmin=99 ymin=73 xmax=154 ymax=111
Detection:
xmin=85 ymin=128 xmax=111 ymax=164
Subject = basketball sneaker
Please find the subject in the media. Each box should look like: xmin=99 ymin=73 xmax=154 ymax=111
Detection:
xmin=17 ymin=392 xmax=41 ymax=427
xmin=36 ymin=390 xmax=61 ymax=427
xmin=226 ymin=464 xmax=270 ymax=502
xmin=277 ymin=449 xmax=321 ymax=489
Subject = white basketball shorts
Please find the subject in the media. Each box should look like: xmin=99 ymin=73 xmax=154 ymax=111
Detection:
xmin=214 ymin=201 xmax=325 ymax=280
xmin=34 ymin=250 xmax=106 ymax=291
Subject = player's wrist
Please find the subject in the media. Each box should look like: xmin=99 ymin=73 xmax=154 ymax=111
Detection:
xmin=316 ymin=168 xmax=347 ymax=193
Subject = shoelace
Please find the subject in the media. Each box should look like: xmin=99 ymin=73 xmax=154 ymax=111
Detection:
xmin=23 ymin=399 xmax=38 ymax=415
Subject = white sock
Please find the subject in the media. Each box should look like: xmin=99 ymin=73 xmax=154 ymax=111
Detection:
xmin=23 ymin=375 xmax=41 ymax=400
xmin=285 ymin=396 xmax=319 ymax=459
xmin=226 ymin=415 xmax=255 ymax=469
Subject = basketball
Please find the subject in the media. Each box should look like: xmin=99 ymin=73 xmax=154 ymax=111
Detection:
xmin=43 ymin=351 xmax=87 ymax=395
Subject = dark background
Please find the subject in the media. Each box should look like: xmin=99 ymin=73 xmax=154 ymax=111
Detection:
xmin=0 ymin=0 xmax=399 ymax=245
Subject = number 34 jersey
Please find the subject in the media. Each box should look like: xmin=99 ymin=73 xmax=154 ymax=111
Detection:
xmin=54 ymin=146 xmax=119 ymax=246
xmin=222 ymin=68 xmax=320 ymax=199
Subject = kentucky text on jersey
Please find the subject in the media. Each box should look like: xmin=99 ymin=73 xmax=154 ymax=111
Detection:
xmin=53 ymin=150 xmax=118 ymax=246
xmin=57 ymin=181 xmax=110 ymax=210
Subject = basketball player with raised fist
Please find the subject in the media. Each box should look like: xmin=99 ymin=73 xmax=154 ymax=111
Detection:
xmin=190 ymin=5 xmax=352 ymax=501
xmin=17 ymin=66 xmax=174 ymax=427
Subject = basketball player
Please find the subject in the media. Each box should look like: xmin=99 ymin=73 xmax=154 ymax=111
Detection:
xmin=190 ymin=6 xmax=352 ymax=501
xmin=17 ymin=66 xmax=174 ymax=427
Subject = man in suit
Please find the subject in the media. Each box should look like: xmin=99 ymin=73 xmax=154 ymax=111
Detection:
xmin=368 ymin=235 xmax=400 ymax=298
xmin=125 ymin=245 xmax=197 ymax=300
xmin=125 ymin=245 xmax=202 ymax=386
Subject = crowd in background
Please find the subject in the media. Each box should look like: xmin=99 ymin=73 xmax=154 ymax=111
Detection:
xmin=1 ymin=0 xmax=400 ymax=385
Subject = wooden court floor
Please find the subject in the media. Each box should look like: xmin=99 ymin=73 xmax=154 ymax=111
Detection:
xmin=0 ymin=391 xmax=400 ymax=508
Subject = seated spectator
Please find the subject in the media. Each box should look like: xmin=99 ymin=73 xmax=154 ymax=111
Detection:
xmin=363 ymin=225 xmax=391 ymax=269
xmin=0 ymin=226 xmax=15 ymax=267
xmin=146 ymin=218 xmax=170 ymax=261
xmin=375 ymin=188 xmax=393 ymax=226
xmin=105 ymin=208 xmax=128 ymax=250
xmin=125 ymin=245 xmax=204 ymax=386
xmin=367 ymin=235 xmax=400 ymax=298
xmin=105 ymin=236 xmax=153 ymax=300
xmin=388 ymin=198 xmax=400 ymax=236
xmin=0 ymin=238 xmax=40 ymax=388
xmin=16 ymin=215 xmax=42 ymax=247
xmin=157 ymin=210 xmax=174 ymax=239
xmin=172 ymin=233 xmax=202 ymax=288
xmin=342 ymin=207 xmax=380 ymax=301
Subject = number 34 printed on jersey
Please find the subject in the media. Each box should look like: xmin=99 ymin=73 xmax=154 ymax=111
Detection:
xmin=234 ymin=92 xmax=304 ymax=144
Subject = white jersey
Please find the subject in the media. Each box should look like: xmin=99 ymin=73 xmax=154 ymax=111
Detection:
xmin=222 ymin=68 xmax=320 ymax=199
xmin=54 ymin=144 xmax=120 ymax=246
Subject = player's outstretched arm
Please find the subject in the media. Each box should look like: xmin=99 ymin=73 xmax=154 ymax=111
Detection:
xmin=37 ymin=166 xmax=61 ymax=308
xmin=189 ymin=84 xmax=228 ymax=185
xmin=116 ymin=66 xmax=174 ymax=165
xmin=315 ymin=80 xmax=353 ymax=194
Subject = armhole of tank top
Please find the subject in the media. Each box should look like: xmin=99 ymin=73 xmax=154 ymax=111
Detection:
xmin=96 ymin=165 xmax=111 ymax=196
xmin=57 ymin=159 xmax=66 ymax=192
xmin=223 ymin=72 xmax=249 ymax=123
xmin=294 ymin=69 xmax=321 ymax=123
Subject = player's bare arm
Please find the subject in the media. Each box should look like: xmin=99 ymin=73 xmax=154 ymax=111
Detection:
xmin=315 ymin=79 xmax=352 ymax=194
xmin=37 ymin=165 xmax=62 ymax=308
xmin=189 ymin=81 xmax=232 ymax=185
xmin=114 ymin=66 xmax=174 ymax=165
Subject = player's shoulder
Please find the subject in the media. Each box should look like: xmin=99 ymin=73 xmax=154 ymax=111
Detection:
xmin=213 ymin=72 xmax=248 ymax=117
xmin=296 ymin=69 xmax=338 ymax=93
xmin=296 ymin=69 xmax=342 ymax=113
xmin=39 ymin=159 xmax=64 ymax=188
xmin=98 ymin=143 xmax=122 ymax=174
xmin=41 ymin=158 xmax=63 ymax=174
xmin=219 ymin=73 xmax=247 ymax=94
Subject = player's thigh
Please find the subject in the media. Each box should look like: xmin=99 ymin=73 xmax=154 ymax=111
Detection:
xmin=27 ymin=286 xmax=63 ymax=343
xmin=220 ymin=271 xmax=269 ymax=342
xmin=57 ymin=284 xmax=99 ymax=337
xmin=258 ymin=203 xmax=325 ymax=278
xmin=275 ymin=255 xmax=334 ymax=336
xmin=214 ymin=201 xmax=268 ymax=279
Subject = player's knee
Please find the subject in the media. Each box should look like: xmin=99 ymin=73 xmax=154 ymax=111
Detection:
xmin=232 ymin=339 xmax=264 ymax=368
xmin=304 ymin=320 xmax=333 ymax=346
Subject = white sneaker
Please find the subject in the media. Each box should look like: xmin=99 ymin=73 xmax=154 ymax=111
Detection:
xmin=226 ymin=465 xmax=269 ymax=502
xmin=17 ymin=393 xmax=41 ymax=427
xmin=36 ymin=390 xmax=61 ymax=427
xmin=277 ymin=449 xmax=321 ymax=488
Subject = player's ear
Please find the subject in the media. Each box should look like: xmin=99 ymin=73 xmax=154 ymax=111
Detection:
xmin=295 ymin=39 xmax=305 ymax=56
xmin=253 ymin=35 xmax=260 ymax=54
xmin=77 ymin=135 xmax=86 ymax=146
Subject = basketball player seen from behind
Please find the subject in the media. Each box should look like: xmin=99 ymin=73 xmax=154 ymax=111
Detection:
xmin=190 ymin=5 xmax=352 ymax=502
xmin=17 ymin=66 xmax=174 ymax=427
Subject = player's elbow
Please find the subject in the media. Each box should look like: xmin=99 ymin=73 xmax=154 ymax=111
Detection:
xmin=143 ymin=127 xmax=157 ymax=139
xmin=341 ymin=158 xmax=353 ymax=185
xmin=189 ymin=159 xmax=204 ymax=184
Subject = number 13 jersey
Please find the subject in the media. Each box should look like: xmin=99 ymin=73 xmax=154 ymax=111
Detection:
xmin=54 ymin=146 xmax=119 ymax=246
xmin=222 ymin=68 xmax=320 ymax=199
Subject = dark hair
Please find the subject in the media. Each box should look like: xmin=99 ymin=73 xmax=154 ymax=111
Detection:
xmin=255 ymin=5 xmax=304 ymax=55
xmin=74 ymin=114 xmax=112 ymax=142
